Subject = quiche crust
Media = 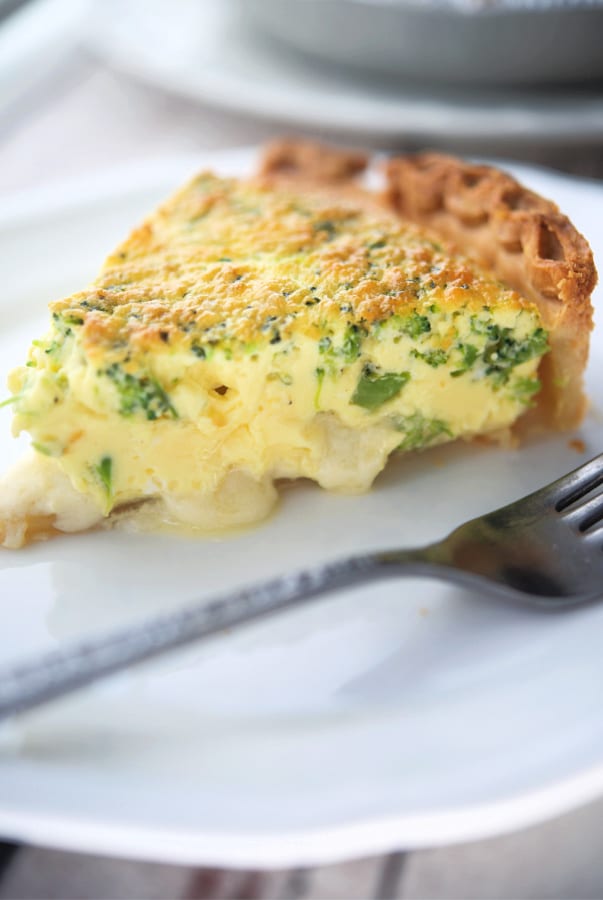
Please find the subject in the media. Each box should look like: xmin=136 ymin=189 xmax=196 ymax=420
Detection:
xmin=0 ymin=141 xmax=597 ymax=548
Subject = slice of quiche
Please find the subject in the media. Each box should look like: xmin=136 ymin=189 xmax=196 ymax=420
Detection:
xmin=0 ymin=142 xmax=596 ymax=548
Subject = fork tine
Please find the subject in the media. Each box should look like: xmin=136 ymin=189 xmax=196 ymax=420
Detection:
xmin=553 ymin=452 xmax=603 ymax=512
xmin=558 ymin=487 xmax=603 ymax=532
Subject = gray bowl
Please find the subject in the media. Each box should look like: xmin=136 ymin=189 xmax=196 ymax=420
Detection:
xmin=242 ymin=0 xmax=603 ymax=86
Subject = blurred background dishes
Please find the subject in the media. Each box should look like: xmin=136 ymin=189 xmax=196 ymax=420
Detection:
xmin=0 ymin=0 xmax=89 ymax=113
xmin=89 ymin=0 xmax=603 ymax=146
xmin=241 ymin=0 xmax=603 ymax=87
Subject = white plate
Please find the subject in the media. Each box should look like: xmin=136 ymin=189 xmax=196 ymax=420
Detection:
xmin=87 ymin=0 xmax=603 ymax=143
xmin=0 ymin=147 xmax=602 ymax=868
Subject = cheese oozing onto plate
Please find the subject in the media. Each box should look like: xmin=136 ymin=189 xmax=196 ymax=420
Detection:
xmin=0 ymin=169 xmax=551 ymax=547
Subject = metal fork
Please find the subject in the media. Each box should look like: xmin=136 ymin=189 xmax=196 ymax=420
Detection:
xmin=1 ymin=452 xmax=603 ymax=722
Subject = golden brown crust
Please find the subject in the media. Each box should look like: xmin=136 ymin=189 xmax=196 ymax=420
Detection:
xmin=0 ymin=515 xmax=58 ymax=550
xmin=384 ymin=152 xmax=597 ymax=431
xmin=259 ymin=137 xmax=368 ymax=184
xmin=256 ymin=138 xmax=379 ymax=213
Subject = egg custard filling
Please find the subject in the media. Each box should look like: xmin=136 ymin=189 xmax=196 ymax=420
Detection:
xmin=0 ymin=169 xmax=554 ymax=547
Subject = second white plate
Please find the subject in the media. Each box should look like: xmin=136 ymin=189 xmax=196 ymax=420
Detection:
xmin=89 ymin=0 xmax=603 ymax=142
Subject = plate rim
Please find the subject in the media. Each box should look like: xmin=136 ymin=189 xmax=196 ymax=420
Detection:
xmin=0 ymin=149 xmax=602 ymax=866
xmin=0 ymin=761 xmax=602 ymax=866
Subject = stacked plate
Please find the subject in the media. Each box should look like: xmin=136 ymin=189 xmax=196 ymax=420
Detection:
xmin=241 ymin=0 xmax=603 ymax=86
xmin=89 ymin=0 xmax=603 ymax=143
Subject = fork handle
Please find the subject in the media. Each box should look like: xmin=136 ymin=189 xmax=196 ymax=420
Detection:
xmin=0 ymin=549 xmax=434 ymax=722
